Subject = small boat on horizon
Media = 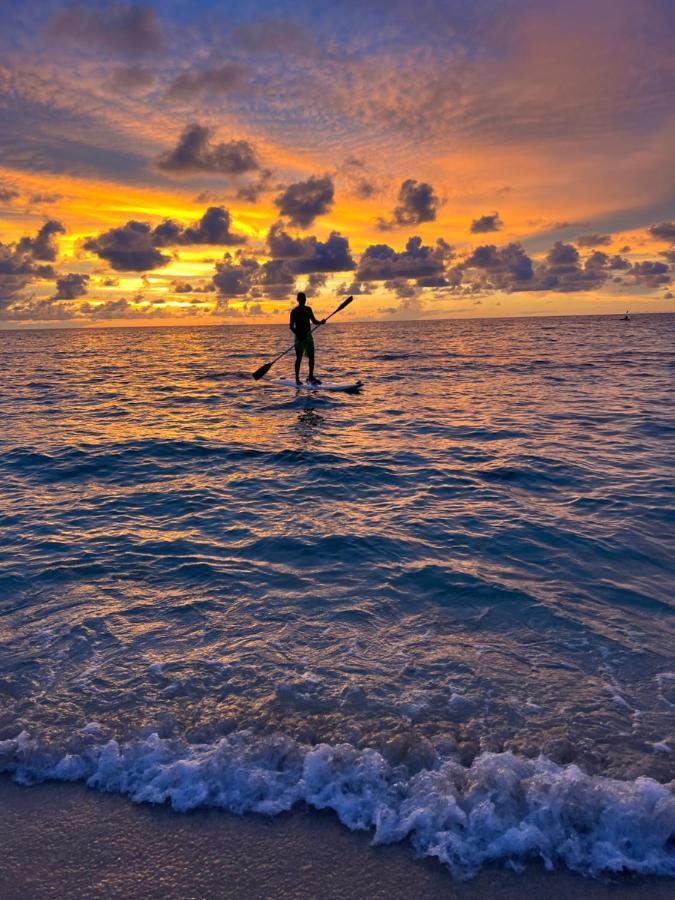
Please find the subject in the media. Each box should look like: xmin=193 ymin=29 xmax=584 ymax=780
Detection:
xmin=621 ymin=311 xmax=630 ymax=321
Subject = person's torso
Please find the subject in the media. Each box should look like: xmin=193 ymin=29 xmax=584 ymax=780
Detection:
xmin=292 ymin=306 xmax=313 ymax=337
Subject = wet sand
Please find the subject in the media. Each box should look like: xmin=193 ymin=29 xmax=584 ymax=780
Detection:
xmin=1 ymin=777 xmax=672 ymax=900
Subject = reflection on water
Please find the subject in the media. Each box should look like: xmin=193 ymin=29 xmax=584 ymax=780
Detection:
xmin=295 ymin=405 xmax=326 ymax=445
xmin=0 ymin=315 xmax=674 ymax=786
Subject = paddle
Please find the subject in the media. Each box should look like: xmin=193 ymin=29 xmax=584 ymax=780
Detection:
xmin=251 ymin=296 xmax=353 ymax=380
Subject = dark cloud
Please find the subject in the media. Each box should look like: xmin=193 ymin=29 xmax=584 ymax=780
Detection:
xmin=0 ymin=223 xmax=64 ymax=307
xmin=456 ymin=240 xmax=640 ymax=294
xmin=165 ymin=63 xmax=248 ymax=100
xmin=470 ymin=212 xmax=503 ymax=234
xmin=109 ymin=64 xmax=156 ymax=92
xmin=259 ymin=259 xmax=295 ymax=292
xmin=379 ymin=179 xmax=440 ymax=229
xmin=212 ymin=253 xmax=260 ymax=297
xmin=84 ymin=207 xmax=245 ymax=270
xmin=660 ymin=249 xmax=675 ymax=264
xmin=305 ymin=272 xmax=327 ymax=292
xmin=181 ymin=207 xmax=246 ymax=245
xmin=649 ymin=222 xmax=675 ymax=241
xmin=50 ymin=3 xmax=163 ymax=57
xmin=462 ymin=242 xmax=535 ymax=291
xmin=274 ymin=176 xmax=334 ymax=228
xmin=357 ymin=236 xmax=452 ymax=281
xmin=576 ymin=233 xmax=612 ymax=247
xmin=84 ymin=221 xmax=172 ymax=271
xmin=171 ymin=280 xmax=193 ymax=293
xmin=629 ymin=260 xmax=670 ymax=286
xmin=157 ymin=124 xmax=260 ymax=176
xmin=17 ymin=220 xmax=66 ymax=261
xmin=266 ymin=225 xmax=355 ymax=273
xmin=53 ymin=273 xmax=90 ymax=300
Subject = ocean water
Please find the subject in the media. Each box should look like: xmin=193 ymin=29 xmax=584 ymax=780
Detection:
xmin=1 ymin=314 xmax=674 ymax=880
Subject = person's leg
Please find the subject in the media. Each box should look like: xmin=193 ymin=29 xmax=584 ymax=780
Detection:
xmin=308 ymin=347 xmax=315 ymax=381
xmin=294 ymin=346 xmax=303 ymax=384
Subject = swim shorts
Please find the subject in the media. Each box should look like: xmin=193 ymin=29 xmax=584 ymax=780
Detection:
xmin=294 ymin=334 xmax=314 ymax=357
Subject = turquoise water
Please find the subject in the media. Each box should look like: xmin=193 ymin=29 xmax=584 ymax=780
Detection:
xmin=1 ymin=315 xmax=674 ymax=878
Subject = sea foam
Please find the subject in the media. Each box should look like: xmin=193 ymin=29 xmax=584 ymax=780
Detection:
xmin=1 ymin=730 xmax=673 ymax=880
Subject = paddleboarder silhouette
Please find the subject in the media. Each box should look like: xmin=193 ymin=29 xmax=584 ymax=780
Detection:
xmin=290 ymin=292 xmax=325 ymax=385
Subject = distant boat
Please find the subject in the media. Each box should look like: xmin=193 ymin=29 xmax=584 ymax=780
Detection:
xmin=621 ymin=311 xmax=630 ymax=321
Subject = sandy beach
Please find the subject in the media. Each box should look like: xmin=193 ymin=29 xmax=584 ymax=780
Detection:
xmin=1 ymin=777 xmax=672 ymax=900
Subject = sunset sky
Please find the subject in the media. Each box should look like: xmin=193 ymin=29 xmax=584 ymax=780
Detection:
xmin=1 ymin=0 xmax=673 ymax=327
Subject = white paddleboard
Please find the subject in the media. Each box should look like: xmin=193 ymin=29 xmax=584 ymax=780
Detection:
xmin=268 ymin=378 xmax=363 ymax=393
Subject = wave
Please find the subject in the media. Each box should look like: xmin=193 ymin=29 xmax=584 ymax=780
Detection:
xmin=1 ymin=730 xmax=673 ymax=881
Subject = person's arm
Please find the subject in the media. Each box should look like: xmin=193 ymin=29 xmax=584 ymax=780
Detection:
xmin=289 ymin=309 xmax=297 ymax=334
xmin=308 ymin=306 xmax=326 ymax=325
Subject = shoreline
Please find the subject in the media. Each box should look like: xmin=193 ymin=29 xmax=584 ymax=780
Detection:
xmin=1 ymin=777 xmax=672 ymax=900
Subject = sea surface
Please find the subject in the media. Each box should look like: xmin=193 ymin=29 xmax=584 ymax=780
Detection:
xmin=1 ymin=314 xmax=674 ymax=880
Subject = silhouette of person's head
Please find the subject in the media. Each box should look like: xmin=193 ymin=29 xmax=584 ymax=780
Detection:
xmin=297 ymin=291 xmax=307 ymax=307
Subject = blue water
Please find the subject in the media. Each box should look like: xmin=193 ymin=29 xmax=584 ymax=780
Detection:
xmin=1 ymin=315 xmax=674 ymax=879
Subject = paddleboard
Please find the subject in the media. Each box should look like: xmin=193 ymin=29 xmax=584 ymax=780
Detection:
xmin=268 ymin=378 xmax=363 ymax=393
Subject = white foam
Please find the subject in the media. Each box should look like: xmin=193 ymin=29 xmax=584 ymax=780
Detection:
xmin=1 ymin=730 xmax=673 ymax=880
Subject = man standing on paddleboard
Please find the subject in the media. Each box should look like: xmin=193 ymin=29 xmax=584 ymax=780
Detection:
xmin=290 ymin=292 xmax=325 ymax=385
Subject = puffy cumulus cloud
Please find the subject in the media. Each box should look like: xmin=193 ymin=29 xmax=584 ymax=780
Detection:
xmin=171 ymin=280 xmax=193 ymax=293
xmin=454 ymin=239 xmax=670 ymax=295
xmin=165 ymin=63 xmax=248 ymax=100
xmin=470 ymin=212 xmax=503 ymax=234
xmin=660 ymin=248 xmax=675 ymax=264
xmin=649 ymin=222 xmax=675 ymax=242
xmin=181 ymin=206 xmax=246 ymax=245
xmin=108 ymin=64 xmax=156 ymax=92
xmin=84 ymin=221 xmax=173 ymax=271
xmin=274 ymin=176 xmax=334 ymax=228
xmin=378 ymin=179 xmax=440 ymax=230
xmin=17 ymin=220 xmax=65 ymax=262
xmin=212 ymin=252 xmax=260 ymax=297
xmin=157 ymin=124 xmax=261 ymax=176
xmin=304 ymin=272 xmax=327 ymax=294
xmin=84 ymin=207 xmax=246 ymax=271
xmin=266 ymin=225 xmax=355 ymax=274
xmin=0 ymin=238 xmax=58 ymax=307
xmin=53 ymin=272 xmax=90 ymax=300
xmin=577 ymin=233 xmax=612 ymax=247
xmin=629 ymin=260 xmax=670 ymax=286
xmin=49 ymin=3 xmax=163 ymax=57
xmin=460 ymin=242 xmax=535 ymax=291
xmin=357 ymin=236 xmax=452 ymax=282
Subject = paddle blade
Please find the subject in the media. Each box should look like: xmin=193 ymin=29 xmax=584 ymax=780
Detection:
xmin=336 ymin=295 xmax=353 ymax=312
xmin=252 ymin=361 xmax=272 ymax=380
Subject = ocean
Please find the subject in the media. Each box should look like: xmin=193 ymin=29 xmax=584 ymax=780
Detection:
xmin=1 ymin=314 xmax=674 ymax=881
